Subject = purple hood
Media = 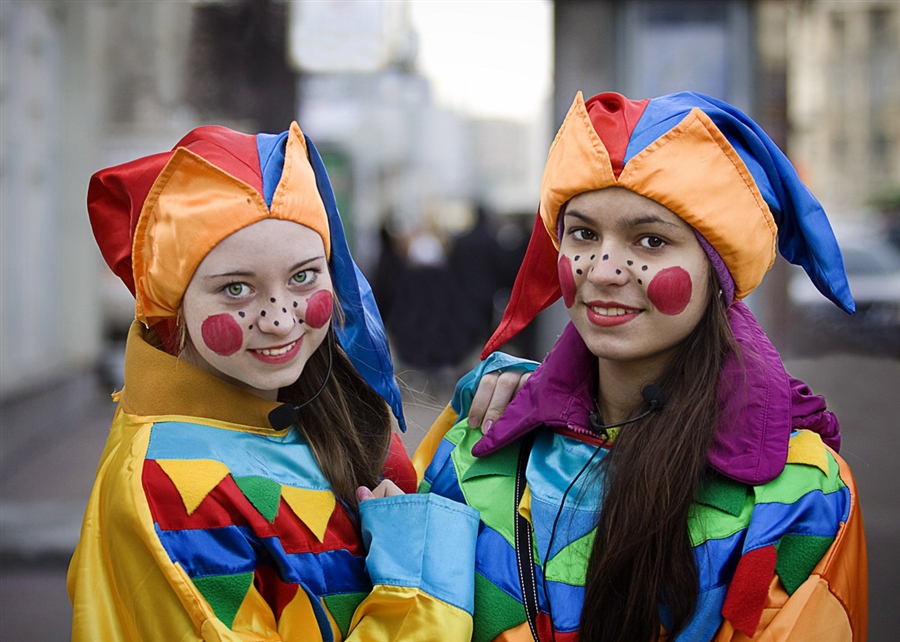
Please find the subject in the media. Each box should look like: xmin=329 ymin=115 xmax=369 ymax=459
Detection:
xmin=472 ymin=302 xmax=840 ymax=485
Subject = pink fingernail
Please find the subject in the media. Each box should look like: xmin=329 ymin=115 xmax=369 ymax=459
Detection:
xmin=482 ymin=419 xmax=494 ymax=434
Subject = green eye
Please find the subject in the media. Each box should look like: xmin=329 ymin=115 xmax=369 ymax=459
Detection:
xmin=226 ymin=283 xmax=246 ymax=296
xmin=291 ymin=271 xmax=310 ymax=285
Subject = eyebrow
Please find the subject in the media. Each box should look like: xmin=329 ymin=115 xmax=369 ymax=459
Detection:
xmin=204 ymin=255 xmax=326 ymax=280
xmin=564 ymin=210 xmax=681 ymax=229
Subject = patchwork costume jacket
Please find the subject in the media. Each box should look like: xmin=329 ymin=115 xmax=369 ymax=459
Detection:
xmin=415 ymin=309 xmax=867 ymax=641
xmin=68 ymin=322 xmax=479 ymax=641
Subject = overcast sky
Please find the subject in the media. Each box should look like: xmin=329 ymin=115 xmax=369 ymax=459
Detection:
xmin=409 ymin=0 xmax=553 ymax=122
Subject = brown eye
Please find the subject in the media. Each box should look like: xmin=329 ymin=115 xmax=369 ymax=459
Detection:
xmin=640 ymin=236 xmax=665 ymax=249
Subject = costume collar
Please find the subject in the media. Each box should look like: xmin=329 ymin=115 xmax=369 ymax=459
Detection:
xmin=473 ymin=302 xmax=840 ymax=485
xmin=119 ymin=320 xmax=281 ymax=430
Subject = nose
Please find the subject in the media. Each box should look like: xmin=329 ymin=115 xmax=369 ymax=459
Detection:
xmin=584 ymin=248 xmax=632 ymax=286
xmin=254 ymin=296 xmax=298 ymax=335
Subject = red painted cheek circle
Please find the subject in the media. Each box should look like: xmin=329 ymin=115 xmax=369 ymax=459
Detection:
xmin=647 ymin=266 xmax=693 ymax=316
xmin=305 ymin=290 xmax=334 ymax=329
xmin=558 ymin=255 xmax=577 ymax=308
xmin=200 ymin=313 xmax=244 ymax=356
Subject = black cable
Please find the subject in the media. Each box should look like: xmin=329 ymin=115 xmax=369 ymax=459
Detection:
xmin=268 ymin=331 xmax=335 ymax=430
xmin=294 ymin=330 xmax=334 ymax=413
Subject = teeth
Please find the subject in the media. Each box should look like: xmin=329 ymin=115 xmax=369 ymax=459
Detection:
xmin=590 ymin=306 xmax=632 ymax=316
xmin=257 ymin=341 xmax=296 ymax=356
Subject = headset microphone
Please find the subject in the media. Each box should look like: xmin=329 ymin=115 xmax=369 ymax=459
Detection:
xmin=588 ymin=384 xmax=666 ymax=435
xmin=641 ymin=384 xmax=666 ymax=411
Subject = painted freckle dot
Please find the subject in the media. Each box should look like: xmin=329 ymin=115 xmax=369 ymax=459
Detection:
xmin=590 ymin=255 xmax=595 ymax=260
xmin=603 ymin=254 xmax=609 ymax=261
xmin=575 ymin=255 xmax=580 ymax=261
xmin=238 ymin=311 xmax=245 ymax=318
xmin=616 ymin=269 xmax=622 ymax=275
xmin=249 ymin=325 xmax=254 ymax=329
xmin=260 ymin=310 xmax=266 ymax=317
xmin=274 ymin=321 xmax=279 ymax=326
xmin=293 ymin=301 xmax=298 ymax=308
xmin=627 ymin=260 xmax=633 ymax=266
xmin=642 ymin=265 xmax=648 ymax=271
xmin=270 ymin=297 xmax=276 ymax=303
xmin=576 ymin=269 xmax=583 ymax=275
xmin=638 ymin=279 xmax=643 ymax=284
xmin=282 ymin=308 xmax=287 ymax=313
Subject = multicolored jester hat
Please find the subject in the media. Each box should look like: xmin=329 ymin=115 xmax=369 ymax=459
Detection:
xmin=484 ymin=90 xmax=855 ymax=358
xmin=88 ymin=122 xmax=406 ymax=431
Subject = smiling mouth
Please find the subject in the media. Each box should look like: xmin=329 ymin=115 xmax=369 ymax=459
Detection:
xmin=254 ymin=341 xmax=297 ymax=356
xmin=588 ymin=305 xmax=640 ymax=316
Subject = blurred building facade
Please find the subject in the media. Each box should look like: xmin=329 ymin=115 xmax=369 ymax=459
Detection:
xmin=1 ymin=1 xmax=302 ymax=401
xmin=787 ymin=0 xmax=900 ymax=216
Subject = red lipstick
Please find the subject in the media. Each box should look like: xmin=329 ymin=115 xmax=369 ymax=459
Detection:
xmin=249 ymin=337 xmax=303 ymax=364
xmin=585 ymin=301 xmax=641 ymax=327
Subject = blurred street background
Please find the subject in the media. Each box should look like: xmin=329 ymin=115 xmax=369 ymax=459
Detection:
xmin=2 ymin=1 xmax=898 ymax=639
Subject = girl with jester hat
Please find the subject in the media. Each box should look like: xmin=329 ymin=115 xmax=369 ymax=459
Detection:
xmin=68 ymin=122 xmax=489 ymax=641
xmin=414 ymin=92 xmax=868 ymax=641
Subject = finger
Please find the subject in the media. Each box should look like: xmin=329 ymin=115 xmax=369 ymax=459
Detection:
xmin=480 ymin=370 xmax=526 ymax=434
xmin=514 ymin=372 xmax=532 ymax=394
xmin=376 ymin=479 xmax=404 ymax=498
xmin=467 ymin=372 xmax=500 ymax=428
xmin=356 ymin=486 xmax=374 ymax=503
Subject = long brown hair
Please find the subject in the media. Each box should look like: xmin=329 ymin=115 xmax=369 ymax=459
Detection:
xmin=278 ymin=329 xmax=392 ymax=514
xmin=579 ymin=268 xmax=738 ymax=642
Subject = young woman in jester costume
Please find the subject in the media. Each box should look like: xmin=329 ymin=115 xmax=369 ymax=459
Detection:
xmin=414 ymin=92 xmax=868 ymax=641
xmin=68 ymin=122 xmax=483 ymax=640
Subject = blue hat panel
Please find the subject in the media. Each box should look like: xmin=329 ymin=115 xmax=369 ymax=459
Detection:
xmin=256 ymin=131 xmax=290 ymax=209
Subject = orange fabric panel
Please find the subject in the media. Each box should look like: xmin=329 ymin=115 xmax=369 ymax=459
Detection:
xmin=539 ymin=91 xmax=617 ymax=249
xmin=715 ymin=576 xmax=853 ymax=641
xmin=813 ymin=449 xmax=868 ymax=640
xmin=617 ymin=108 xmax=776 ymax=299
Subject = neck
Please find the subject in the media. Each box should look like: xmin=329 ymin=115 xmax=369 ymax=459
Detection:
xmin=595 ymin=355 xmax=669 ymax=425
